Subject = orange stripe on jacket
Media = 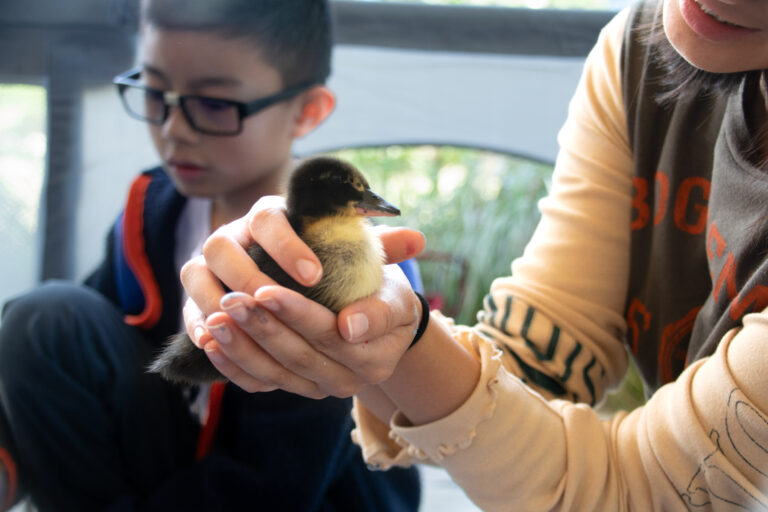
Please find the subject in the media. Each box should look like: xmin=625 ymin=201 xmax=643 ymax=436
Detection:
xmin=196 ymin=382 xmax=226 ymax=460
xmin=122 ymin=174 xmax=163 ymax=329
xmin=0 ymin=447 xmax=18 ymax=511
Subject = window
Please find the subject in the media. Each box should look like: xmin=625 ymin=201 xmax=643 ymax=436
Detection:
xmin=0 ymin=84 xmax=47 ymax=311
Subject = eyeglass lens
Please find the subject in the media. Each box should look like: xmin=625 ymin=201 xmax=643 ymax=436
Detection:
xmin=121 ymin=87 xmax=165 ymax=124
xmin=121 ymin=86 xmax=241 ymax=134
xmin=184 ymin=97 xmax=240 ymax=134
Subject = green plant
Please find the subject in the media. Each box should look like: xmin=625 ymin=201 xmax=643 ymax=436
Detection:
xmin=327 ymin=145 xmax=552 ymax=325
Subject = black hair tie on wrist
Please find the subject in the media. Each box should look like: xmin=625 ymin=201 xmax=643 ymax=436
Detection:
xmin=409 ymin=291 xmax=430 ymax=349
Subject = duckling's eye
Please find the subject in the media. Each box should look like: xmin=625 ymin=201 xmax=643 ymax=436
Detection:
xmin=353 ymin=181 xmax=364 ymax=191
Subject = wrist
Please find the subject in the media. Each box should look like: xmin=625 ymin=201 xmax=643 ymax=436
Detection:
xmin=408 ymin=291 xmax=430 ymax=349
xmin=380 ymin=312 xmax=481 ymax=425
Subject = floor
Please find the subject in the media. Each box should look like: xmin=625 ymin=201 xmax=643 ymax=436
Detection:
xmin=419 ymin=465 xmax=482 ymax=511
xmin=10 ymin=465 xmax=480 ymax=511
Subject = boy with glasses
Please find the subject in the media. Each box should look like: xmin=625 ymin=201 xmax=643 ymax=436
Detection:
xmin=0 ymin=0 xmax=421 ymax=510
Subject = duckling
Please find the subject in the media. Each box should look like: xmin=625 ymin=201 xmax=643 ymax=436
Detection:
xmin=149 ymin=156 xmax=400 ymax=384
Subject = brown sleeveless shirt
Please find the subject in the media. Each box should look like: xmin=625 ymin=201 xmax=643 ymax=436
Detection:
xmin=621 ymin=2 xmax=768 ymax=391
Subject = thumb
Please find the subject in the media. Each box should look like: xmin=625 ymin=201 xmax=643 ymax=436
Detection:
xmin=374 ymin=226 xmax=425 ymax=264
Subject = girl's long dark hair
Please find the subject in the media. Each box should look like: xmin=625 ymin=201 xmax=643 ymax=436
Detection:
xmin=637 ymin=0 xmax=758 ymax=104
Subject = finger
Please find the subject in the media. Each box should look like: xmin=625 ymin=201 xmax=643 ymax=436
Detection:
xmin=202 ymin=340 xmax=279 ymax=393
xmin=180 ymin=255 xmax=228 ymax=316
xmin=181 ymin=297 xmax=214 ymax=349
xmin=338 ymin=265 xmax=420 ymax=344
xmin=247 ymin=196 xmax=323 ymax=287
xmin=373 ymin=226 xmax=426 ymax=264
xmin=203 ymin=311 xmax=326 ymax=398
xmin=251 ymin=286 xmax=342 ymax=351
xmin=251 ymin=283 xmax=405 ymax=387
xmin=202 ymin=222 xmax=277 ymax=296
xmin=332 ymin=275 xmax=419 ymax=385
xmin=227 ymin=289 xmax=363 ymax=397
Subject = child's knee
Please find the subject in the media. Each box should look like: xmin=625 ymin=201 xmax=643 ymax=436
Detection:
xmin=0 ymin=282 xmax=117 ymax=380
xmin=2 ymin=281 xmax=92 ymax=336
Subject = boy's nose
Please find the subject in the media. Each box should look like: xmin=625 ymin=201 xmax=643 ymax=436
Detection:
xmin=161 ymin=104 xmax=199 ymax=142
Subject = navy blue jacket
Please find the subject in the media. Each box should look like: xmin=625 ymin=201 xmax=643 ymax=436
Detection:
xmin=85 ymin=167 xmax=422 ymax=511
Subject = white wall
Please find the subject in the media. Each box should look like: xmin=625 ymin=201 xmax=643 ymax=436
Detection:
xmin=297 ymin=45 xmax=585 ymax=162
xmin=75 ymin=84 xmax=158 ymax=279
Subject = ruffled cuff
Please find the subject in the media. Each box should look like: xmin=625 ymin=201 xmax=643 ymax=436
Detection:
xmin=388 ymin=325 xmax=503 ymax=462
xmin=351 ymin=316 xmax=504 ymax=469
xmin=350 ymin=398 xmax=417 ymax=470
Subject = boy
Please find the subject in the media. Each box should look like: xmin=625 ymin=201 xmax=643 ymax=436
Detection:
xmin=0 ymin=0 xmax=421 ymax=510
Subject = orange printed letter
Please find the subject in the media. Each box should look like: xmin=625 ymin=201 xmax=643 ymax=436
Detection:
xmin=653 ymin=171 xmax=670 ymax=226
xmin=631 ymin=177 xmax=650 ymax=231
xmin=674 ymin=177 xmax=710 ymax=235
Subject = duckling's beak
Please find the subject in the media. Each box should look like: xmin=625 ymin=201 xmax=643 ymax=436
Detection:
xmin=354 ymin=189 xmax=400 ymax=217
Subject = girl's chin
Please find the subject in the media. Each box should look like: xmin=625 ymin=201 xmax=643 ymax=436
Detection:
xmin=664 ymin=0 xmax=760 ymax=74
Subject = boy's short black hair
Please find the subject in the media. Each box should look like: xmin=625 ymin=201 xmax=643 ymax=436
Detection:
xmin=140 ymin=0 xmax=333 ymax=87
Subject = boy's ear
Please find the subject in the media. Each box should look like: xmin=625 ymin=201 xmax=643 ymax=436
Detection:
xmin=293 ymin=86 xmax=335 ymax=138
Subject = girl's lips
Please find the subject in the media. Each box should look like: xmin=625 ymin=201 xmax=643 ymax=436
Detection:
xmin=679 ymin=0 xmax=760 ymax=41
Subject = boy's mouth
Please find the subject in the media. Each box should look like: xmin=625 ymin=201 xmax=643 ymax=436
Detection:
xmin=168 ymin=159 xmax=206 ymax=180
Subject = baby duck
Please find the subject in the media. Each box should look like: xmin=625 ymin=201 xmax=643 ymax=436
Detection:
xmin=150 ymin=156 xmax=400 ymax=384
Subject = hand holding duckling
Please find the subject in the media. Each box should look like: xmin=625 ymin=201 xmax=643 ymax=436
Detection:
xmin=175 ymin=157 xmax=428 ymax=398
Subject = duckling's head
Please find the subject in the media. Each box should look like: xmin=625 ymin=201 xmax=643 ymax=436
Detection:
xmin=287 ymin=157 xmax=400 ymax=219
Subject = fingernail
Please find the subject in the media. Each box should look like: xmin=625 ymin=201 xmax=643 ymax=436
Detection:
xmin=193 ymin=325 xmax=207 ymax=345
xmin=205 ymin=347 xmax=224 ymax=364
xmin=222 ymin=302 xmax=248 ymax=323
xmin=209 ymin=323 xmax=231 ymax=344
xmin=256 ymin=296 xmax=279 ymax=313
xmin=346 ymin=313 xmax=369 ymax=341
xmin=221 ymin=292 xmax=251 ymax=322
xmin=297 ymin=258 xmax=321 ymax=284
xmin=407 ymin=232 xmax=426 ymax=257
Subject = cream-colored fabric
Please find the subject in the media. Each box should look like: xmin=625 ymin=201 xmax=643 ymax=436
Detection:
xmin=483 ymin=2 xmax=633 ymax=406
xmin=351 ymin=6 xmax=768 ymax=510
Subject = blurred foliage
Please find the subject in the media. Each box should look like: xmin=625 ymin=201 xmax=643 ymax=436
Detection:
xmin=328 ymin=145 xmax=552 ymax=326
xmin=328 ymin=144 xmax=646 ymax=412
xmin=597 ymin=357 xmax=647 ymax=415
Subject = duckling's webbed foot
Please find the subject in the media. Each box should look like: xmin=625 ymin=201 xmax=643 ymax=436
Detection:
xmin=148 ymin=332 xmax=226 ymax=384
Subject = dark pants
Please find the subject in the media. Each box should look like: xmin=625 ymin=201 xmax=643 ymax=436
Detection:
xmin=0 ymin=282 xmax=420 ymax=511
xmin=0 ymin=282 xmax=199 ymax=510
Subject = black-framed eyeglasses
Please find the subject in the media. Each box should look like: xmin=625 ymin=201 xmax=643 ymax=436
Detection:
xmin=113 ymin=68 xmax=320 ymax=136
